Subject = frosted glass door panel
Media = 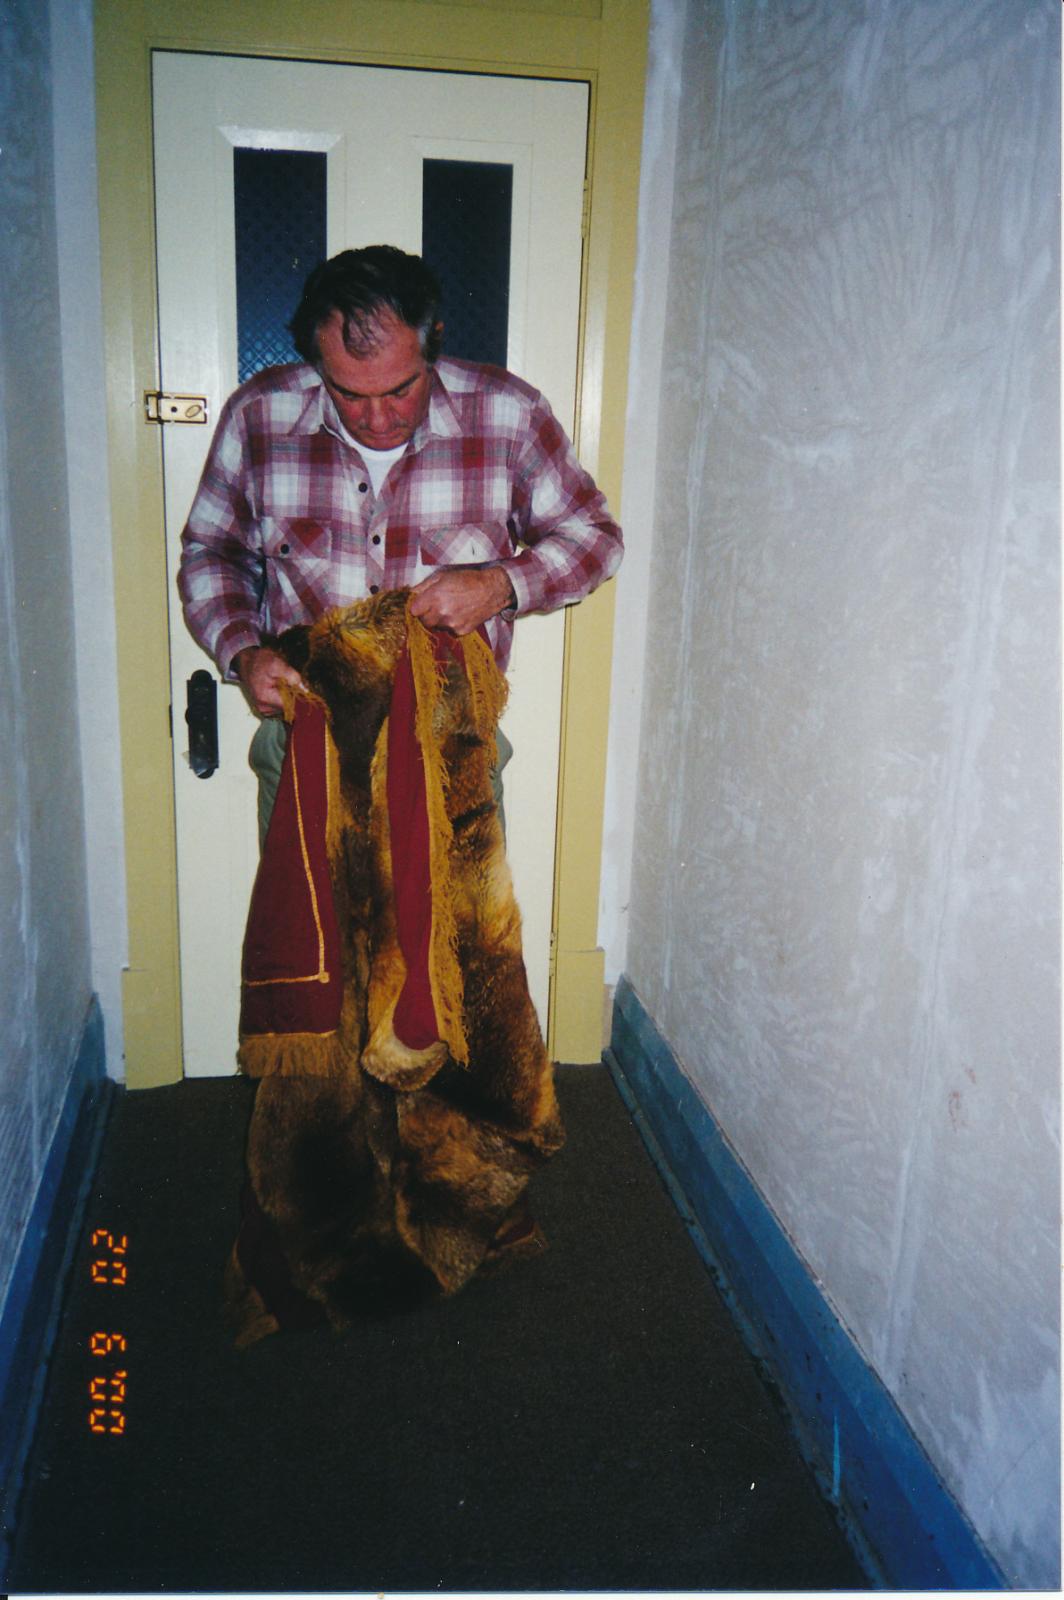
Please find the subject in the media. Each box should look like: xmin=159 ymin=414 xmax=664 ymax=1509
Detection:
xmin=234 ymin=148 xmax=327 ymax=380
xmin=423 ymin=159 xmax=513 ymax=366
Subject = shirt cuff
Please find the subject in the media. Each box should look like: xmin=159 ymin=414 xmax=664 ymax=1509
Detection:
xmin=496 ymin=552 xmax=544 ymax=617
xmin=217 ymin=624 xmax=264 ymax=681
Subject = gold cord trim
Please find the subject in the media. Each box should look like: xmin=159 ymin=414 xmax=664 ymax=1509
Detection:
xmin=244 ymin=706 xmax=331 ymax=989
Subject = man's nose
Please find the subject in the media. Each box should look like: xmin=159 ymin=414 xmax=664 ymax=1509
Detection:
xmin=365 ymin=396 xmax=391 ymax=430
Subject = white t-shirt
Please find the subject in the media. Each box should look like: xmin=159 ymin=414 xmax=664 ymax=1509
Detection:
xmin=337 ymin=427 xmax=432 ymax=583
xmin=345 ymin=433 xmax=407 ymax=494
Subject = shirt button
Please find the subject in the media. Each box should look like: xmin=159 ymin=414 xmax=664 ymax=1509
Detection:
xmin=371 ymin=534 xmax=381 ymax=545
xmin=279 ymin=542 xmax=290 ymax=555
xmin=369 ymin=584 xmax=379 ymax=594
xmin=358 ymin=482 xmax=369 ymax=493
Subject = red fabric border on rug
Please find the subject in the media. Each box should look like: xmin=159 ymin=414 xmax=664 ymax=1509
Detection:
xmin=240 ymin=696 xmax=343 ymax=1038
xmin=388 ymin=635 xmax=461 ymax=1051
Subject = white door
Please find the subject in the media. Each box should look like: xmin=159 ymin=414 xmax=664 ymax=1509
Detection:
xmin=154 ymin=52 xmax=588 ymax=1077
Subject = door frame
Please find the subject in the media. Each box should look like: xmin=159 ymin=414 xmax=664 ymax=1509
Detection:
xmin=95 ymin=0 xmax=648 ymax=1087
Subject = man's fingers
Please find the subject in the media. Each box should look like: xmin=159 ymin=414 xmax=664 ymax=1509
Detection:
xmin=408 ymin=572 xmax=445 ymax=611
xmin=258 ymin=663 xmax=305 ymax=716
xmin=408 ymin=567 xmax=511 ymax=634
xmin=237 ymin=646 xmax=305 ymax=716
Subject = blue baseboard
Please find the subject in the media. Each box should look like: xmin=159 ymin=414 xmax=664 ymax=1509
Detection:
xmin=0 ymin=995 xmax=115 ymax=1580
xmin=607 ymin=975 xmax=1006 ymax=1592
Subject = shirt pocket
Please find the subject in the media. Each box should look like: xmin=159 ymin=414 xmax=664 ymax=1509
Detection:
xmin=260 ymin=517 xmax=335 ymax=626
xmin=417 ymin=522 xmax=511 ymax=571
xmin=262 ymin=516 xmax=332 ymax=561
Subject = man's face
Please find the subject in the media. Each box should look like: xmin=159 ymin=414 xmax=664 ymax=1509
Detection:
xmin=315 ymin=308 xmax=433 ymax=451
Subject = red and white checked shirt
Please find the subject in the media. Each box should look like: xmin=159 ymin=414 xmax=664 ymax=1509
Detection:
xmin=178 ymin=356 xmax=623 ymax=674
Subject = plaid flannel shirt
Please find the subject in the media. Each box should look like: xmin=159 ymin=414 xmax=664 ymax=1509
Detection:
xmin=178 ymin=357 xmax=623 ymax=674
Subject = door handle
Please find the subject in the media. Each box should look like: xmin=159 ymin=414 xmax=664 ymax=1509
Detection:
xmin=185 ymin=670 xmax=219 ymax=778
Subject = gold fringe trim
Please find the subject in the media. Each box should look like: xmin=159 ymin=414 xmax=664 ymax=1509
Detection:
xmin=237 ymin=1028 xmax=348 ymax=1080
xmin=277 ymin=680 xmax=299 ymax=723
xmin=406 ymin=610 xmax=469 ymax=1066
xmin=461 ymin=628 xmax=508 ymax=736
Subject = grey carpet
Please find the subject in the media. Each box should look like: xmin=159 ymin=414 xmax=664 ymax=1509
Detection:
xmin=9 ymin=1064 xmax=868 ymax=1593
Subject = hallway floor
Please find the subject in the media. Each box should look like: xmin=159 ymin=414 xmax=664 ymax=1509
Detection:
xmin=9 ymin=1064 xmax=868 ymax=1593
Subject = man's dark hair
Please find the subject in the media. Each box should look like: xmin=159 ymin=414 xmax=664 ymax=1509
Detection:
xmin=289 ymin=245 xmax=443 ymax=365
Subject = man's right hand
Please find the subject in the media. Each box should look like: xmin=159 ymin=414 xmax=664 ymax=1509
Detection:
xmin=234 ymin=646 xmax=305 ymax=717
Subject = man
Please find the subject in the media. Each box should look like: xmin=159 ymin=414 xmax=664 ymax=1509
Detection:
xmin=177 ymin=247 xmax=623 ymax=1339
xmin=179 ymin=244 xmax=623 ymax=830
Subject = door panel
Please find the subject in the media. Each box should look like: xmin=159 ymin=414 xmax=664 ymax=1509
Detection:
xmin=154 ymin=52 xmax=588 ymax=1076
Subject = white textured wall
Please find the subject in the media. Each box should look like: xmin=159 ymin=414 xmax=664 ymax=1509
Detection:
xmin=600 ymin=0 xmax=685 ymax=977
xmin=51 ymin=0 xmax=127 ymax=1074
xmin=621 ymin=0 xmax=1059 ymax=1586
xmin=0 ymin=0 xmax=94 ymax=1304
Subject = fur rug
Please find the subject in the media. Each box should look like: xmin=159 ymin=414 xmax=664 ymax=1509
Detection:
xmin=225 ymin=591 xmax=564 ymax=1346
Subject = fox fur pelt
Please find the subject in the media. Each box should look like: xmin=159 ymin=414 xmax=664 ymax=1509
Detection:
xmin=225 ymin=590 xmax=564 ymax=1347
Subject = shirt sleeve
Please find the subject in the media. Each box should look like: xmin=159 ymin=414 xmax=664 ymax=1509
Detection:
xmin=496 ymin=392 xmax=623 ymax=616
xmin=176 ymin=396 xmax=267 ymax=678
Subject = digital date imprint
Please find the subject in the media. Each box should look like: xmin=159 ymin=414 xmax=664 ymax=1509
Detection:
xmin=87 ymin=1228 xmax=128 ymax=1437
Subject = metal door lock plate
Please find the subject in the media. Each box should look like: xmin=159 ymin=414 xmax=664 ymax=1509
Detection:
xmin=145 ymin=391 xmax=209 ymax=424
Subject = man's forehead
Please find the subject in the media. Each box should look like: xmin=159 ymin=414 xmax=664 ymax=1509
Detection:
xmin=315 ymin=311 xmax=429 ymax=412
xmin=320 ymin=305 xmax=409 ymax=357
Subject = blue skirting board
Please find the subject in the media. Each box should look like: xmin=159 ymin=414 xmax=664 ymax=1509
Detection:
xmin=0 ymin=994 xmax=115 ymax=1582
xmin=607 ymin=975 xmax=1006 ymax=1592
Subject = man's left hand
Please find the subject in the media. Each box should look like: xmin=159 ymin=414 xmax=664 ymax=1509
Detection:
xmin=409 ymin=565 xmax=515 ymax=635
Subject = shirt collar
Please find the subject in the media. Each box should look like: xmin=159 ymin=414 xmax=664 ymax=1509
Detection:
xmin=413 ymin=365 xmax=463 ymax=447
xmin=291 ymin=368 xmax=332 ymax=436
xmin=291 ymin=362 xmax=462 ymax=447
